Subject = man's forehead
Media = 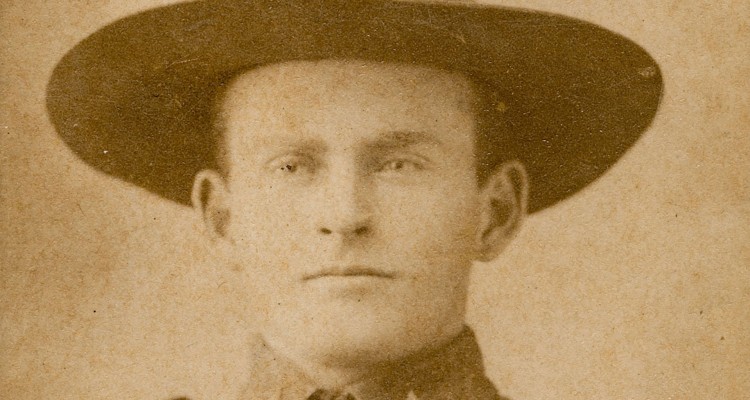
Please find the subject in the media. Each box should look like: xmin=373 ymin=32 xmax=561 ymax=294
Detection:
xmin=219 ymin=59 xmax=477 ymax=111
xmin=216 ymin=59 xmax=479 ymax=149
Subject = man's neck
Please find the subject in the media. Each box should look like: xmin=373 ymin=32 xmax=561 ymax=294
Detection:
xmin=261 ymin=322 xmax=466 ymax=390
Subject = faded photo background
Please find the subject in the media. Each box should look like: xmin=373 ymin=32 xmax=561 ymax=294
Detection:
xmin=1 ymin=1 xmax=749 ymax=399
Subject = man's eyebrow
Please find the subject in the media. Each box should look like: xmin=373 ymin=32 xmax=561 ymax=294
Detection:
xmin=369 ymin=130 xmax=444 ymax=150
xmin=257 ymin=137 xmax=326 ymax=154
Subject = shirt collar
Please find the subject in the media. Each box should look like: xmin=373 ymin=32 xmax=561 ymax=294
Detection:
xmin=239 ymin=326 xmax=504 ymax=400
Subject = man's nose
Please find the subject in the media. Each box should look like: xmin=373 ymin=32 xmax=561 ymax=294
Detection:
xmin=316 ymin=168 xmax=373 ymax=239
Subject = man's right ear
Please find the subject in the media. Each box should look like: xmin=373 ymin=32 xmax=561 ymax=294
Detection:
xmin=191 ymin=169 xmax=231 ymax=241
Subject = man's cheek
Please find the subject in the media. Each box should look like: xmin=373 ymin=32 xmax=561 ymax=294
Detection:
xmin=389 ymin=197 xmax=475 ymax=241
xmin=231 ymin=202 xmax=290 ymax=238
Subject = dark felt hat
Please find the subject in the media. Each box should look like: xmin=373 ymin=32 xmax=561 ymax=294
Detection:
xmin=46 ymin=0 xmax=662 ymax=213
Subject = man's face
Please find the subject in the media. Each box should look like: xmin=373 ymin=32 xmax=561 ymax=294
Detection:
xmin=212 ymin=60 xmax=491 ymax=368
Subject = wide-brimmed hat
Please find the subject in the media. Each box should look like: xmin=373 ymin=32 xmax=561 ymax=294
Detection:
xmin=46 ymin=0 xmax=662 ymax=213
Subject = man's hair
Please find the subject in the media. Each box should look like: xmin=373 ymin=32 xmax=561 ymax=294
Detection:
xmin=208 ymin=64 xmax=514 ymax=187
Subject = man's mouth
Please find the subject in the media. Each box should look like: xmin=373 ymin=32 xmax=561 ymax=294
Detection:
xmin=302 ymin=265 xmax=396 ymax=281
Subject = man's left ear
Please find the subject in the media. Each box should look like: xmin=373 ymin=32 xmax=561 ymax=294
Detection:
xmin=475 ymin=160 xmax=529 ymax=262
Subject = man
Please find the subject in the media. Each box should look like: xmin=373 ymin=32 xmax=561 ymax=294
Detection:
xmin=45 ymin=1 xmax=662 ymax=399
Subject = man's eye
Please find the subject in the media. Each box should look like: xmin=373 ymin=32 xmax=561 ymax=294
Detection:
xmin=378 ymin=159 xmax=423 ymax=174
xmin=269 ymin=156 xmax=315 ymax=176
xmin=279 ymin=163 xmax=298 ymax=173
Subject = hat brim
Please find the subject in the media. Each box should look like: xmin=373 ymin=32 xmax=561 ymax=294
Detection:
xmin=46 ymin=0 xmax=663 ymax=213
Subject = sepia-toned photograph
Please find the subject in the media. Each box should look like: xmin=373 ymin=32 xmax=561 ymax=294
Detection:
xmin=1 ymin=1 xmax=748 ymax=399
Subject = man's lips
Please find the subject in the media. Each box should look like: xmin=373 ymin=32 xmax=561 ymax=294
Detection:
xmin=302 ymin=265 xmax=396 ymax=281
